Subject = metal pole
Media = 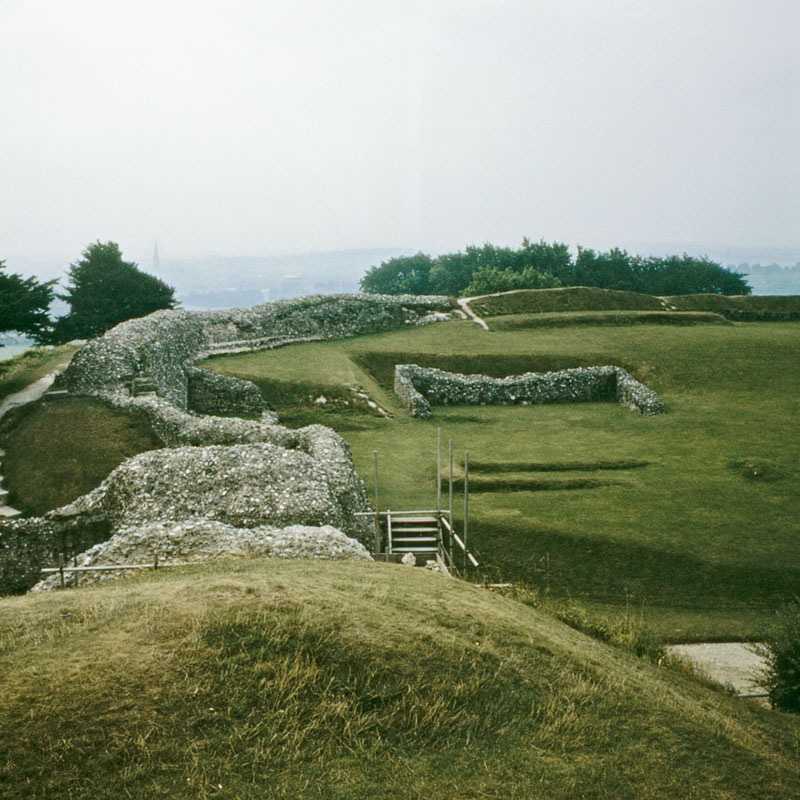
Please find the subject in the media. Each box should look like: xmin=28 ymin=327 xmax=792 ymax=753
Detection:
xmin=436 ymin=427 xmax=442 ymax=515
xmin=448 ymin=439 xmax=454 ymax=564
xmin=373 ymin=450 xmax=381 ymax=553
xmin=463 ymin=450 xmax=470 ymax=574
xmin=448 ymin=440 xmax=454 ymax=520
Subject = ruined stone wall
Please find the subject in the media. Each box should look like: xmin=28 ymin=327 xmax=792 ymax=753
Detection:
xmin=1 ymin=294 xmax=453 ymax=594
xmin=394 ymin=364 xmax=665 ymax=418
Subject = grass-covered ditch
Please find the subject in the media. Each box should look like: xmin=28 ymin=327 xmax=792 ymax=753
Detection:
xmin=0 ymin=396 xmax=161 ymax=515
xmin=206 ymin=317 xmax=800 ymax=641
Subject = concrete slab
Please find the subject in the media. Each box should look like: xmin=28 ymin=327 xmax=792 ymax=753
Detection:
xmin=667 ymin=642 xmax=768 ymax=696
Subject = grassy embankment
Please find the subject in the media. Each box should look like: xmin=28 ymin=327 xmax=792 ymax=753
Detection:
xmin=0 ymin=345 xmax=77 ymax=403
xmin=2 ymin=558 xmax=799 ymax=799
xmin=0 ymin=343 xmax=161 ymax=515
xmin=0 ymin=397 xmax=161 ymax=515
xmin=205 ymin=300 xmax=800 ymax=642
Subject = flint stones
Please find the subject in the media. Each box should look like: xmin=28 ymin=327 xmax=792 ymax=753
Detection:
xmin=32 ymin=520 xmax=371 ymax=591
xmin=53 ymin=443 xmax=362 ymax=533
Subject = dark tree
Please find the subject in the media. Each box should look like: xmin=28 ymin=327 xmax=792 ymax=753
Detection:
xmin=50 ymin=241 xmax=176 ymax=342
xmin=360 ymin=253 xmax=434 ymax=295
xmin=0 ymin=260 xmax=55 ymax=340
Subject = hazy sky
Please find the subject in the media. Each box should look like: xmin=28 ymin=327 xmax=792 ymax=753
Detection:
xmin=2 ymin=0 xmax=798 ymax=270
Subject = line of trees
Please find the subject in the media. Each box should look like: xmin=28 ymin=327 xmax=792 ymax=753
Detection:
xmin=359 ymin=239 xmax=751 ymax=297
xmin=0 ymin=242 xmax=176 ymax=344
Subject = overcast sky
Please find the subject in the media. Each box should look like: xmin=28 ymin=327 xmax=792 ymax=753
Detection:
xmin=1 ymin=0 xmax=798 ymax=272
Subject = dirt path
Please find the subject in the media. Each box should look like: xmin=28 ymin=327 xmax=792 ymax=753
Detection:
xmin=457 ymin=297 xmax=490 ymax=331
xmin=667 ymin=642 xmax=768 ymax=697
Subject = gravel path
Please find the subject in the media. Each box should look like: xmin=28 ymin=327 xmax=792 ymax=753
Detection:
xmin=457 ymin=297 xmax=490 ymax=331
xmin=667 ymin=642 xmax=768 ymax=697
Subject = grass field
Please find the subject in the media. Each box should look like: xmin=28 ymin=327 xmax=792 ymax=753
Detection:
xmin=2 ymin=558 xmax=799 ymax=799
xmin=468 ymin=286 xmax=800 ymax=319
xmin=0 ymin=397 xmax=161 ymax=515
xmin=468 ymin=286 xmax=667 ymax=316
xmin=206 ymin=318 xmax=800 ymax=641
xmin=489 ymin=310 xmax=729 ymax=331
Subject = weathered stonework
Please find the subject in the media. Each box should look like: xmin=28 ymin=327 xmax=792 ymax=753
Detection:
xmin=0 ymin=293 xmax=454 ymax=593
xmin=394 ymin=364 xmax=665 ymax=418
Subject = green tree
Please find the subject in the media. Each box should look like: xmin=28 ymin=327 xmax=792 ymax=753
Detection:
xmin=0 ymin=260 xmax=55 ymax=340
xmin=360 ymin=253 xmax=433 ymax=294
xmin=757 ymin=599 xmax=800 ymax=713
xmin=463 ymin=266 xmax=561 ymax=296
xmin=50 ymin=241 xmax=176 ymax=342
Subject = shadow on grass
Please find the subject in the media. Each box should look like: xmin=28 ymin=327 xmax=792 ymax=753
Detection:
xmin=474 ymin=519 xmax=800 ymax=612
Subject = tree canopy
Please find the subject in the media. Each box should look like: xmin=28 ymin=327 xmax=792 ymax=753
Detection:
xmin=0 ymin=260 xmax=55 ymax=340
xmin=49 ymin=242 xmax=176 ymax=343
xmin=360 ymin=239 xmax=751 ymax=297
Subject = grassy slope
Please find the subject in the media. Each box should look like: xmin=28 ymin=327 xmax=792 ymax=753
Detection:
xmin=0 ymin=397 xmax=161 ymax=514
xmin=666 ymin=294 xmax=800 ymax=312
xmin=1 ymin=559 xmax=798 ymax=800
xmin=469 ymin=286 xmax=800 ymax=319
xmin=489 ymin=310 xmax=729 ymax=331
xmin=469 ymin=287 xmax=667 ymax=317
xmin=207 ymin=320 xmax=800 ymax=641
xmin=0 ymin=345 xmax=77 ymax=403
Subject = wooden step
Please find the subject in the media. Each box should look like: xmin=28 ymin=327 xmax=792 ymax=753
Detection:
xmin=392 ymin=536 xmax=438 ymax=544
xmin=391 ymin=526 xmax=439 ymax=533
xmin=392 ymin=546 xmax=438 ymax=553
xmin=389 ymin=516 xmax=438 ymax=524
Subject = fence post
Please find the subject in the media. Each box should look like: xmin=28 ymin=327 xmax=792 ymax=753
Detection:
xmin=463 ymin=450 xmax=470 ymax=575
xmin=372 ymin=450 xmax=381 ymax=553
xmin=436 ymin=427 xmax=442 ymax=515
xmin=448 ymin=439 xmax=454 ymax=564
xmin=58 ymin=560 xmax=65 ymax=590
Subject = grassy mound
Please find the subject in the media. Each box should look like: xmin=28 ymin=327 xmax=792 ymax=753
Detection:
xmin=0 ymin=397 xmax=161 ymax=514
xmin=468 ymin=286 xmax=667 ymax=317
xmin=1 ymin=559 xmax=798 ymax=799
xmin=490 ymin=310 xmax=729 ymax=331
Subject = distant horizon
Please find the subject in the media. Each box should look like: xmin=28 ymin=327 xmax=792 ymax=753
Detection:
xmin=5 ymin=239 xmax=800 ymax=285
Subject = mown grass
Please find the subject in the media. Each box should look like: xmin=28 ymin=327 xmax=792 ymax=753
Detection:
xmin=206 ymin=318 xmax=800 ymax=641
xmin=489 ymin=310 xmax=729 ymax=331
xmin=469 ymin=286 xmax=667 ymax=317
xmin=468 ymin=286 xmax=800 ymax=319
xmin=0 ymin=397 xmax=161 ymax=514
xmin=665 ymin=294 xmax=800 ymax=313
xmin=1 ymin=559 xmax=798 ymax=799
xmin=0 ymin=345 xmax=77 ymax=403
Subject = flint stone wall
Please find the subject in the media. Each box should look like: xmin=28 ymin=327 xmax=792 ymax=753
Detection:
xmin=186 ymin=366 xmax=266 ymax=417
xmin=59 ymin=294 xmax=452 ymax=412
xmin=1 ymin=294 xmax=455 ymax=594
xmin=394 ymin=364 xmax=665 ymax=418
xmin=32 ymin=521 xmax=371 ymax=591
